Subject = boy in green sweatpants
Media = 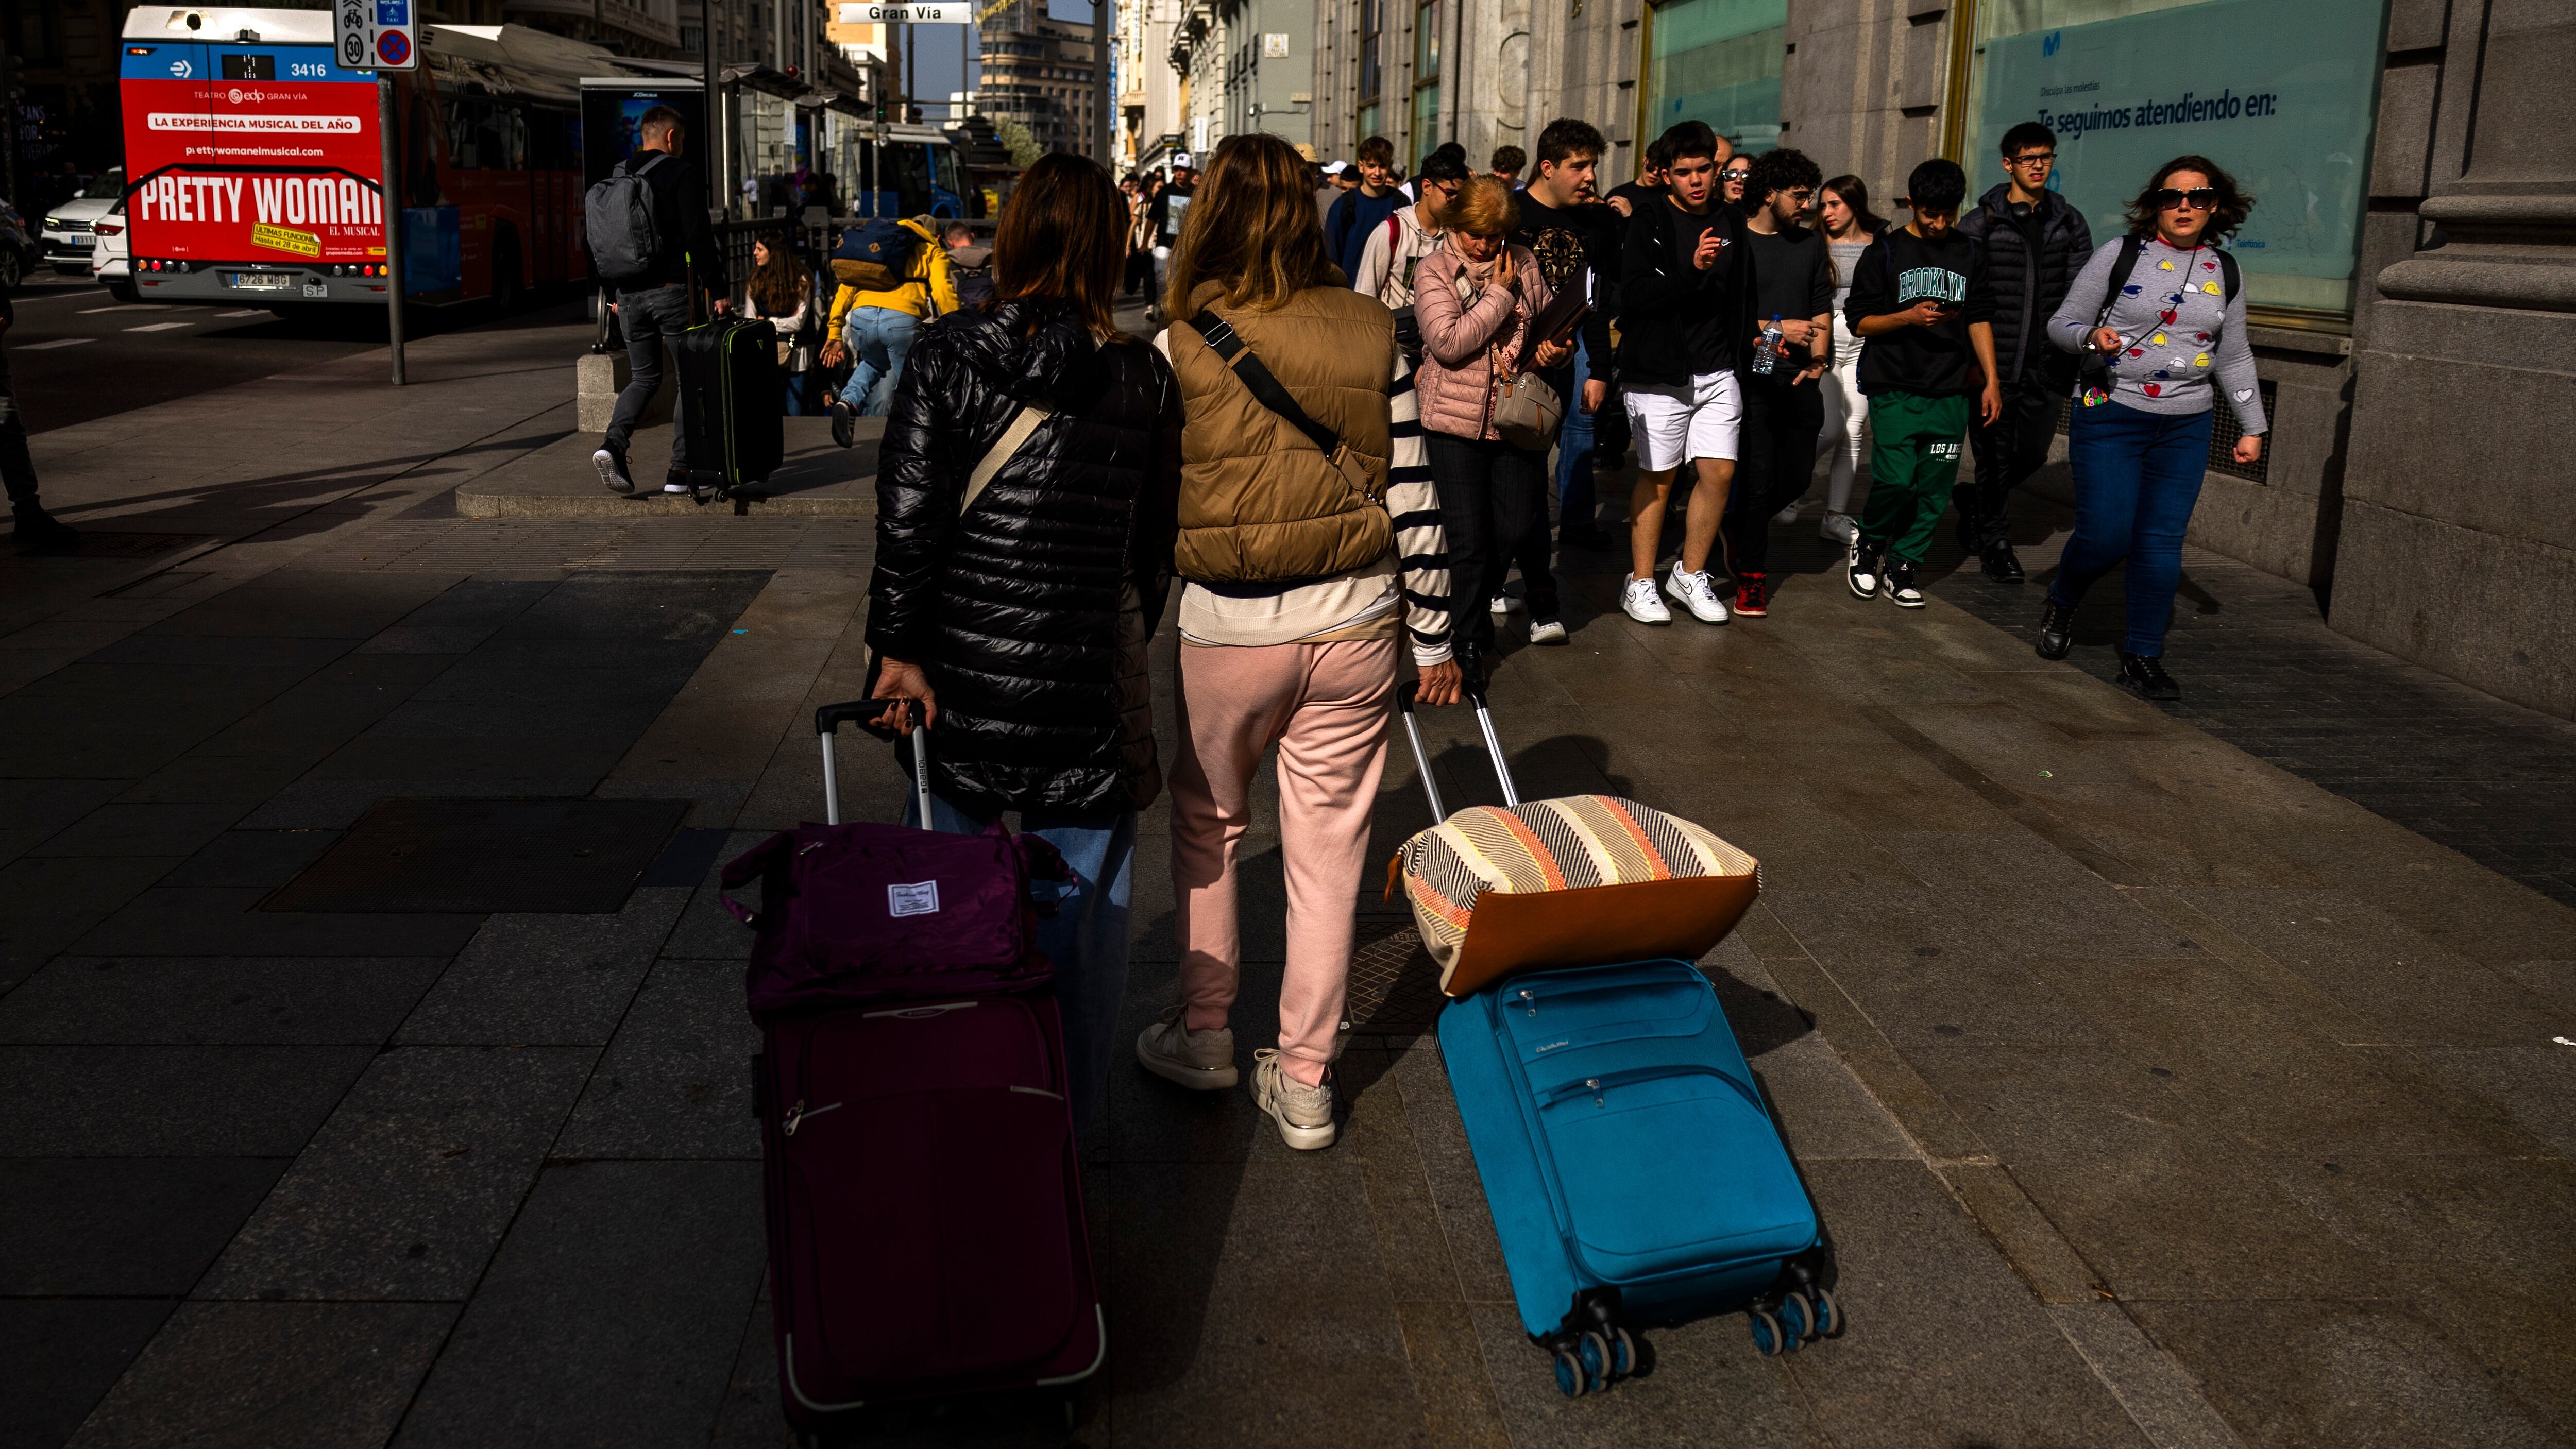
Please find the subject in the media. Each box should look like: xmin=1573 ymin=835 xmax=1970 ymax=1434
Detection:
xmin=1841 ymin=158 xmax=2003 ymax=607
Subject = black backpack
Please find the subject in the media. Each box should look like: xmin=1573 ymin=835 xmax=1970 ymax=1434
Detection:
xmin=584 ymin=154 xmax=666 ymax=286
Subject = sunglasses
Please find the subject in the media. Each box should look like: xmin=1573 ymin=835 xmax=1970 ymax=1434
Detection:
xmin=1722 ymin=167 xmax=1752 ymax=178
xmin=2154 ymin=186 xmax=2219 ymax=211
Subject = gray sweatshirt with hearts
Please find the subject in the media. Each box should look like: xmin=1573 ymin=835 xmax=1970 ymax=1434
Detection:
xmin=2048 ymin=236 xmax=2266 ymax=434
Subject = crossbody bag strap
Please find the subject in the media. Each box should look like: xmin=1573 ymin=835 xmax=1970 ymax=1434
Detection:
xmin=1183 ymin=310 xmax=1348 ymax=462
xmin=961 ymin=403 xmax=1052 ymax=516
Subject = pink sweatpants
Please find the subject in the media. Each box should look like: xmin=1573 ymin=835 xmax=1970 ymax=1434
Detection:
xmin=1170 ymin=638 xmax=1396 ymax=1086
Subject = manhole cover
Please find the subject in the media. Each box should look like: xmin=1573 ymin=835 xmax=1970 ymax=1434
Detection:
xmin=264 ymin=797 xmax=690 ymax=914
xmin=1347 ymin=918 xmax=1445 ymax=1036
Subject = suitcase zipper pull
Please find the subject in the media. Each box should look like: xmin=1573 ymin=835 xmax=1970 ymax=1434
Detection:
xmin=1588 ymin=1078 xmax=1604 ymax=1108
xmin=1519 ymin=988 xmax=1538 ymax=1018
xmin=783 ymin=1099 xmax=805 ymax=1134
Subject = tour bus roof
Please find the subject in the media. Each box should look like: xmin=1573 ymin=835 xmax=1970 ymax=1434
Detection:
xmin=120 ymin=8 xmax=644 ymax=83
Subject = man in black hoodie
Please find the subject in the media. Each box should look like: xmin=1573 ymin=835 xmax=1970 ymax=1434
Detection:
xmin=591 ymin=105 xmax=725 ymax=498
xmin=1954 ymin=121 xmax=2093 ymax=581
xmin=1842 ymin=157 xmax=2002 ymax=608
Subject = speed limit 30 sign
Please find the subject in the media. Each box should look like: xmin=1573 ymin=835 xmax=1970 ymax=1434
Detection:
xmin=336 ymin=0 xmax=417 ymax=71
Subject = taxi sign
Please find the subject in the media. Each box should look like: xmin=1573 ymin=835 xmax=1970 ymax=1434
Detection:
xmin=337 ymin=0 xmax=416 ymax=70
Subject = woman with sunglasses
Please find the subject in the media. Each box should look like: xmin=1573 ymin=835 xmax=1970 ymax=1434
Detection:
xmin=2038 ymin=155 xmax=2264 ymax=701
xmin=1720 ymin=154 xmax=1754 ymax=216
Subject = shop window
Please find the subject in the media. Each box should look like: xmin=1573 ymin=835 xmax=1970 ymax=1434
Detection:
xmin=1412 ymin=0 xmax=1440 ymax=157
xmin=1355 ymin=0 xmax=1383 ymax=140
xmin=1970 ymin=0 xmax=2387 ymax=319
xmin=1641 ymin=0 xmax=1785 ymax=155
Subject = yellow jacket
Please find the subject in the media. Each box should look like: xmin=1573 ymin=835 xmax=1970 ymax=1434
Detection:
xmin=828 ymin=217 xmax=960 ymax=328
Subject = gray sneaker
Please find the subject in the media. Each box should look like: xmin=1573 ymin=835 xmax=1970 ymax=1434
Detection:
xmin=592 ymin=447 xmax=635 ymax=495
xmin=1250 ymin=1048 xmax=1336 ymax=1150
xmin=1136 ymin=1003 xmax=1238 ymax=1090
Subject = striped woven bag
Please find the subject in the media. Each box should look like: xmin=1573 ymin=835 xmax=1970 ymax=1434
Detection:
xmin=1393 ymin=795 xmax=1761 ymax=997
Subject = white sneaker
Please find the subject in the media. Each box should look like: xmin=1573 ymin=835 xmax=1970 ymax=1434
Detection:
xmin=1250 ymin=1049 xmax=1336 ymax=1150
xmin=1772 ymin=502 xmax=1802 ymax=525
xmin=592 ymin=448 xmax=634 ymax=495
xmin=1663 ymin=563 xmax=1731 ymax=624
xmin=664 ymin=481 xmax=694 ymax=495
xmin=1884 ymin=559 xmax=1926 ymax=608
xmin=1489 ymin=593 xmax=1517 ymax=616
xmin=1620 ymin=575 xmax=1672 ymax=625
xmin=1528 ymin=618 xmax=1569 ymax=646
xmin=1846 ymin=534 xmax=1882 ymax=599
xmin=1136 ymin=1003 xmax=1239 ymax=1089
xmin=1820 ymin=512 xmax=1858 ymax=545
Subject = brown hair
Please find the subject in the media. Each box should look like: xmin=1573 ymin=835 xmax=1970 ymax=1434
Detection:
xmin=1444 ymin=175 xmax=1519 ymax=238
xmin=745 ymin=231 xmax=805 ymax=316
xmin=2123 ymin=155 xmax=2255 ymax=239
xmin=1355 ymin=134 xmax=1396 ymax=167
xmin=992 ymin=152 xmax=1127 ymax=338
xmin=1163 ymin=131 xmax=1338 ymax=316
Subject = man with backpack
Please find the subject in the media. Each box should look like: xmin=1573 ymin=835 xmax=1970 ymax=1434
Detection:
xmin=1954 ymin=121 xmax=2093 ymax=581
xmin=588 ymin=104 xmax=726 ymax=497
xmin=822 ymin=214 xmax=960 ymax=446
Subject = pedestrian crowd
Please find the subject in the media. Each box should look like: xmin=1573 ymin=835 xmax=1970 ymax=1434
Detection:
xmin=575 ymin=104 xmax=2271 ymax=1145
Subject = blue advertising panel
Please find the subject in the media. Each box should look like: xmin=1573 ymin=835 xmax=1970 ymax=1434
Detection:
xmin=1976 ymin=0 xmax=2385 ymax=313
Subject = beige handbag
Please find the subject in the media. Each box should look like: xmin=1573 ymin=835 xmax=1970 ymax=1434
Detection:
xmin=1492 ymin=367 xmax=1562 ymax=452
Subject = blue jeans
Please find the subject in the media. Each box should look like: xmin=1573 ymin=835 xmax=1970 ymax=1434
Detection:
xmin=904 ymin=791 xmax=1136 ymax=1140
xmin=836 ymin=306 xmax=920 ymax=417
xmin=1552 ymin=335 xmax=1599 ymax=535
xmin=2048 ymin=400 xmax=2215 ymax=657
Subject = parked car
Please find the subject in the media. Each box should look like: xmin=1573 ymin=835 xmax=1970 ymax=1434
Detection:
xmin=91 ymin=201 xmax=133 ymax=303
xmin=41 ymin=169 xmax=124 ymax=275
xmin=0 ymin=201 xmax=38 ymax=293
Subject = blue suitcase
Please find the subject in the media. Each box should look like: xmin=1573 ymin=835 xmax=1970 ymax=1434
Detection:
xmin=1398 ymin=678 xmax=1839 ymax=1397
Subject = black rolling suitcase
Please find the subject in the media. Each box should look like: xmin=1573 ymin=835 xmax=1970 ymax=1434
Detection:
xmin=675 ymin=315 xmax=784 ymax=496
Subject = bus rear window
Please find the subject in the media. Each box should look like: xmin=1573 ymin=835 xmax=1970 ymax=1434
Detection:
xmin=221 ymin=53 xmax=275 ymax=80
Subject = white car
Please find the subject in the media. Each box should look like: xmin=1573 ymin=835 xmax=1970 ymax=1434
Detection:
xmin=40 ymin=169 xmax=125 ymax=275
xmin=91 ymin=201 xmax=133 ymax=303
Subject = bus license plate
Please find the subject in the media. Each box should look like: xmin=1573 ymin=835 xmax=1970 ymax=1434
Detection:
xmin=301 ymin=281 xmax=329 ymax=298
xmin=229 ymin=272 xmax=294 ymax=291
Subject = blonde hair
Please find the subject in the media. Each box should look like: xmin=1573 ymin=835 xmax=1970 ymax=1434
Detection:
xmin=1163 ymin=132 xmax=1338 ymax=317
xmin=1446 ymin=175 xmax=1520 ymax=238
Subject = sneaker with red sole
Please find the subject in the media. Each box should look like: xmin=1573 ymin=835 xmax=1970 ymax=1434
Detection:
xmin=1734 ymin=573 xmax=1770 ymax=617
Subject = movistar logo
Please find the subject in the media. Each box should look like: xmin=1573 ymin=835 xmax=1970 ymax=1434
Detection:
xmin=2043 ymin=29 xmax=2061 ymax=55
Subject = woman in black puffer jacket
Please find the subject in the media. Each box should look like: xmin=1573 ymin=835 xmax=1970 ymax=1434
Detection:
xmin=863 ymin=154 xmax=1182 ymax=1135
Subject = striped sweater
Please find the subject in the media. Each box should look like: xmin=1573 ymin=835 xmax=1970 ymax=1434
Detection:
xmin=1152 ymin=333 xmax=1455 ymax=666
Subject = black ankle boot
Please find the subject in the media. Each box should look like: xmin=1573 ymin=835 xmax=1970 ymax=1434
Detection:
xmin=2036 ymin=599 xmax=2076 ymax=660
xmin=1981 ymin=541 xmax=2025 ymax=583
xmin=2116 ymin=651 xmax=2180 ymax=701
xmin=11 ymin=505 xmax=80 ymax=554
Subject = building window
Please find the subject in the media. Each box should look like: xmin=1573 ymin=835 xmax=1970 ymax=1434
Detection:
xmin=1411 ymin=0 xmax=1440 ymax=159
xmin=1643 ymin=0 xmax=1785 ymax=155
xmin=1355 ymin=0 xmax=1384 ymax=141
xmin=1969 ymin=0 xmax=2387 ymax=318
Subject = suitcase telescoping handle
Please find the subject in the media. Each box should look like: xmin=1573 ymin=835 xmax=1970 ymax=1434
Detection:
xmin=811 ymin=699 xmax=933 ymax=828
xmin=1393 ymin=647 xmax=1518 ymax=822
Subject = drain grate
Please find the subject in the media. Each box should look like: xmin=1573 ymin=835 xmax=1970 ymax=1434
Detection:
xmin=264 ymin=797 xmax=690 ymax=914
xmin=1347 ymin=918 xmax=1445 ymax=1036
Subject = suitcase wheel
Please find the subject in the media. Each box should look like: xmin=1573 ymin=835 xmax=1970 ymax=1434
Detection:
xmin=1749 ymin=1308 xmax=1789 ymax=1357
xmin=1552 ymin=1346 xmax=1589 ymax=1398
xmin=1812 ymin=1287 xmax=1841 ymax=1338
xmin=1779 ymin=1290 xmax=1817 ymax=1341
xmin=1578 ymin=1329 xmax=1611 ymax=1384
xmin=1609 ymin=1325 xmax=1636 ymax=1376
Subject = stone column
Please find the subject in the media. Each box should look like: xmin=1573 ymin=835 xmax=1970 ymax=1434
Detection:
xmin=2332 ymin=0 xmax=2576 ymax=719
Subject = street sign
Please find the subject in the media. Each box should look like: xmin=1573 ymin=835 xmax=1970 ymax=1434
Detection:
xmin=336 ymin=0 xmax=417 ymax=71
xmin=837 ymin=2 xmax=974 ymax=21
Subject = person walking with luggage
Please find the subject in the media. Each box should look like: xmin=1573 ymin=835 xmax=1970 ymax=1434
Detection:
xmin=1813 ymin=175 xmax=1885 ymax=545
xmin=2037 ymin=156 xmax=2264 ymax=700
xmin=823 ymin=215 xmax=960 ymax=444
xmin=1842 ymin=158 xmax=2003 ymax=608
xmin=1722 ymin=148 xmax=1833 ymax=619
xmin=1136 ymin=132 xmax=1462 ymax=1151
xmin=1955 ymin=122 xmax=2095 ymax=582
xmin=1616 ymin=121 xmax=1751 ymax=626
xmin=590 ymin=104 xmax=726 ymax=498
xmin=742 ymin=233 xmax=816 ymax=415
xmin=1415 ymin=176 xmax=1570 ymax=654
xmin=859 ymin=154 xmax=1183 ymax=1137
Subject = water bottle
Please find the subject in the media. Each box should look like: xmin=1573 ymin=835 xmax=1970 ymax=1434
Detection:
xmin=1753 ymin=315 xmax=1786 ymax=376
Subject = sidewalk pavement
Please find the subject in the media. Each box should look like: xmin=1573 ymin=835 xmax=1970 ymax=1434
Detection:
xmin=4 ymin=319 xmax=2573 ymax=1448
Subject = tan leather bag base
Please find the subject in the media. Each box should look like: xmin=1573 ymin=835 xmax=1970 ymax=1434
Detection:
xmin=1441 ymin=873 xmax=1761 ymax=998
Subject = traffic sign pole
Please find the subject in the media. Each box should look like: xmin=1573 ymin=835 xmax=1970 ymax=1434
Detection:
xmin=379 ymin=76 xmax=405 ymax=386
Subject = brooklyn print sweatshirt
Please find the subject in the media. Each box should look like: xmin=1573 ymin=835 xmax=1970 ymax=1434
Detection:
xmin=1843 ymin=225 xmax=1992 ymax=397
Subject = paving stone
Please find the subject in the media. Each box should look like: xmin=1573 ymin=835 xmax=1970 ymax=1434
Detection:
xmin=0 ymin=1157 xmax=286 ymax=1295
xmin=0 ymin=1045 xmax=375 ymax=1156
xmin=0 ymin=779 xmax=125 ymax=866
xmin=73 ymin=887 xmax=484 ymax=959
xmin=391 ymin=1159 xmax=766 ymax=1448
xmin=25 ymin=801 xmax=247 ymax=860
xmin=84 ymin=635 xmax=355 ymax=671
xmin=1466 ymin=1298 xmax=1816 ymax=1448
xmin=657 ymin=832 xmax=768 ymax=960
xmin=0 ymin=855 xmax=182 ymax=991
xmin=395 ymin=888 xmax=689 ymax=1046
xmin=0 ymin=1300 xmax=178 ymax=1449
xmin=160 ymin=829 xmax=344 ymax=890
xmin=554 ymin=958 xmax=763 ymax=1160
xmin=65 ymin=1301 xmax=457 ymax=1449
xmin=1746 ymin=1033 xmax=1916 ymax=1162
xmin=2410 ymin=1046 xmax=2576 ymax=1160
xmin=112 ymin=753 xmax=319 ymax=806
xmin=704 ymin=1297 xmax=783 ymax=1449
xmin=199 ymin=1044 xmax=594 ymax=1302
xmin=0 ymin=956 xmax=446 ymax=1046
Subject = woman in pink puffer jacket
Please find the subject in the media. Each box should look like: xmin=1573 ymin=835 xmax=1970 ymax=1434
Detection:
xmin=1413 ymin=175 xmax=1570 ymax=654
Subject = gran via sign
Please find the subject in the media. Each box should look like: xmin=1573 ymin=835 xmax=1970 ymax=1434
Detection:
xmin=836 ymin=2 xmax=974 ymax=20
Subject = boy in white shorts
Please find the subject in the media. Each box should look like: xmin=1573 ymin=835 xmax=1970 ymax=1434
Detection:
xmin=1614 ymin=121 xmax=1755 ymax=625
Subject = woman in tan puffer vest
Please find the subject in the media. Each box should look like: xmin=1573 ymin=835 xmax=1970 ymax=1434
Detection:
xmin=1413 ymin=176 xmax=1571 ymax=653
xmin=1132 ymin=132 xmax=1461 ymax=1153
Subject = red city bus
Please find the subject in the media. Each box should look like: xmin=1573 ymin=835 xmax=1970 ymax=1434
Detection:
xmin=118 ymin=6 xmax=642 ymax=310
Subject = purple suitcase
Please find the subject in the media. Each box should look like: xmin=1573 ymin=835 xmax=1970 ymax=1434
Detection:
xmin=727 ymin=702 xmax=1104 ymax=1432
